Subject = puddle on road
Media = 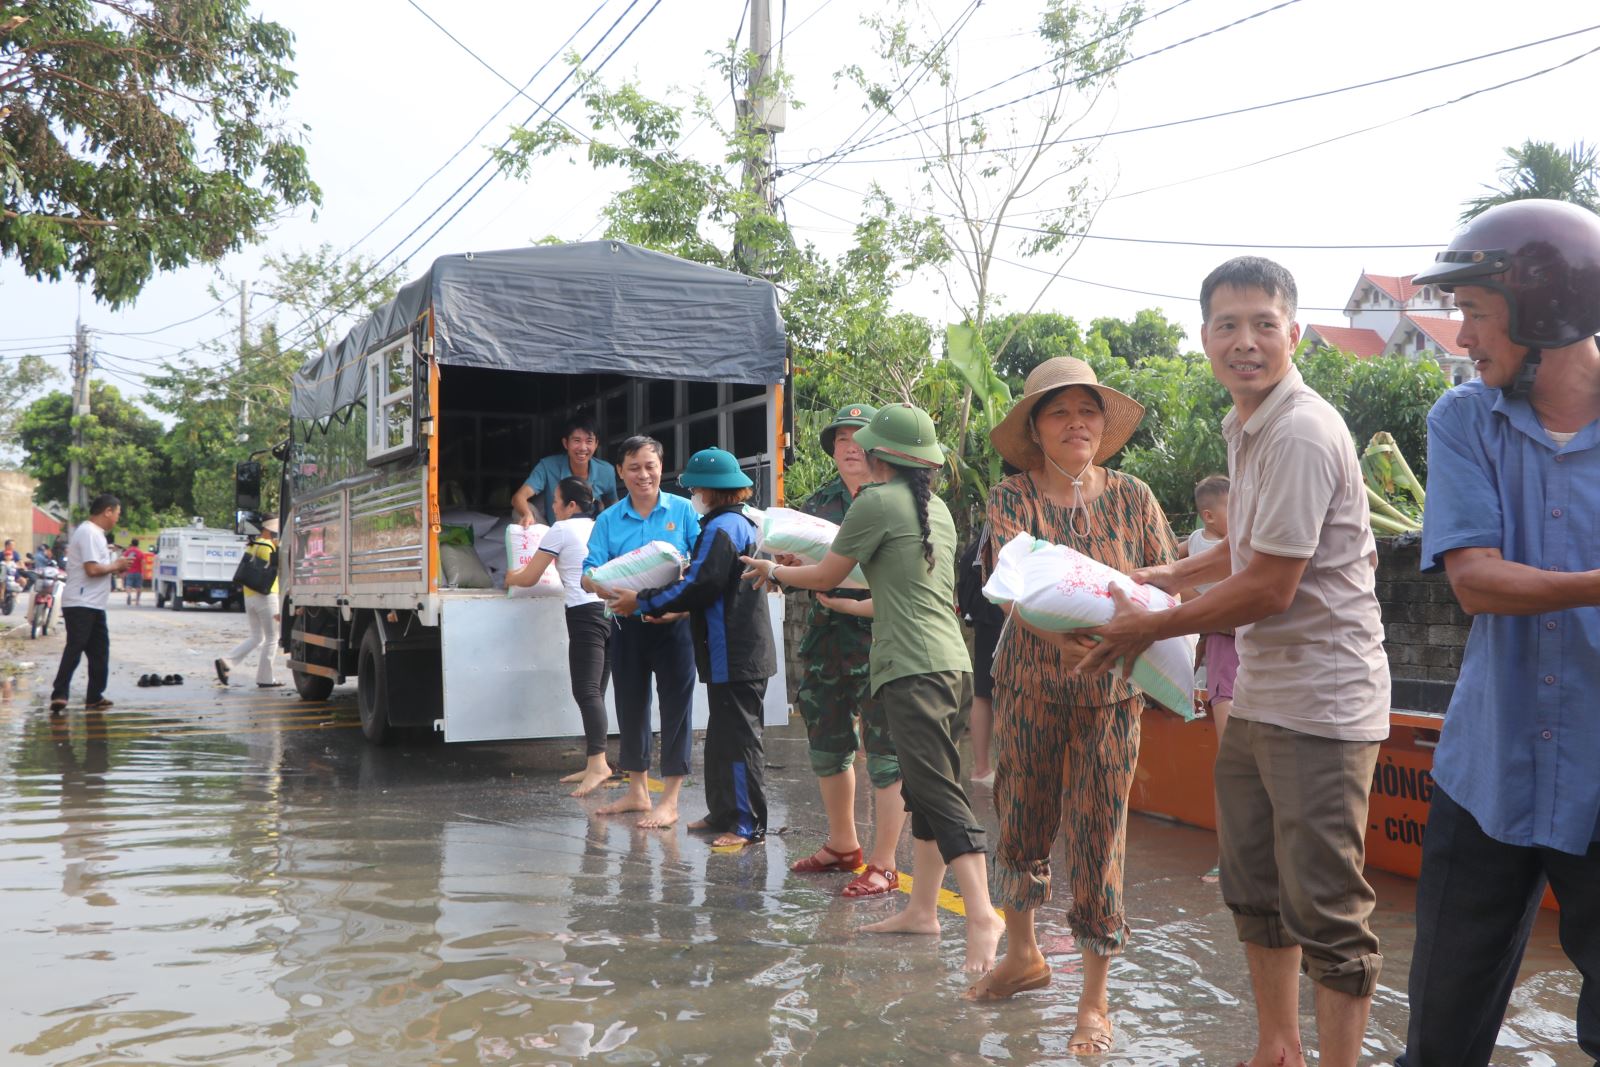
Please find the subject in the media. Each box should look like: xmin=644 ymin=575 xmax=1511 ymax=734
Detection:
xmin=0 ymin=692 xmax=1585 ymax=1065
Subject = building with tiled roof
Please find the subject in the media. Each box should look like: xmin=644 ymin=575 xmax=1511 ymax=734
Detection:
xmin=1306 ymin=271 xmax=1471 ymax=384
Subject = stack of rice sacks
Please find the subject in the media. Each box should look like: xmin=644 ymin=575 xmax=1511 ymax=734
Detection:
xmin=983 ymin=533 xmax=1196 ymax=718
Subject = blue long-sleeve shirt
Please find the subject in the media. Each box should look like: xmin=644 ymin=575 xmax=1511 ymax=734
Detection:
xmin=1420 ymin=380 xmax=1600 ymax=854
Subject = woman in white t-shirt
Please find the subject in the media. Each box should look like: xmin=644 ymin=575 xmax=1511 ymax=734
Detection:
xmin=507 ymin=477 xmax=613 ymax=795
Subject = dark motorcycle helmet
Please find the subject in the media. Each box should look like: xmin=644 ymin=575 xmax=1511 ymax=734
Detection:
xmin=1413 ymin=199 xmax=1600 ymax=349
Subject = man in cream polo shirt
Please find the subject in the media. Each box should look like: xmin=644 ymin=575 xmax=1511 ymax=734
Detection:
xmin=1082 ymin=257 xmax=1389 ymax=1067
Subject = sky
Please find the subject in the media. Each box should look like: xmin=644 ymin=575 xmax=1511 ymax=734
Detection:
xmin=3 ymin=0 xmax=1598 ymax=400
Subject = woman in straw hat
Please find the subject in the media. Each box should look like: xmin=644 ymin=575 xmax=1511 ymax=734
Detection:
xmin=964 ymin=359 xmax=1178 ymax=1047
xmin=741 ymin=403 xmax=1005 ymax=975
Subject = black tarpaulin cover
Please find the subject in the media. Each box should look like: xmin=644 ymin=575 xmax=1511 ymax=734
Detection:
xmin=291 ymin=241 xmax=787 ymax=422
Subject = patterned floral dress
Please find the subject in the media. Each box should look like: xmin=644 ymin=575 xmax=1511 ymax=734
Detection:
xmin=986 ymin=469 xmax=1178 ymax=954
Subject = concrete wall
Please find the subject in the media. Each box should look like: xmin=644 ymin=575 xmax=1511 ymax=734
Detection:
xmin=0 ymin=471 xmax=36 ymax=555
xmin=1375 ymin=538 xmax=1468 ymax=684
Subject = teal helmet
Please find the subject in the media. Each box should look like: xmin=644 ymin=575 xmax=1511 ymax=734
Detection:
xmin=678 ymin=447 xmax=753 ymax=489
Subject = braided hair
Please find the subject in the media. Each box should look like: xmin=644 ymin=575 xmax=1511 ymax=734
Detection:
xmin=904 ymin=467 xmax=936 ymax=573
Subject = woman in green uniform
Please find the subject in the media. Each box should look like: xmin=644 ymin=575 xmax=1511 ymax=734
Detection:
xmin=742 ymin=403 xmax=1003 ymax=975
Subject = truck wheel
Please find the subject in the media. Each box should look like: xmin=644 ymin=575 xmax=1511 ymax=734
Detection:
xmin=356 ymin=625 xmax=391 ymax=744
xmin=292 ymin=668 xmax=334 ymax=702
xmin=169 ymin=586 xmax=184 ymax=611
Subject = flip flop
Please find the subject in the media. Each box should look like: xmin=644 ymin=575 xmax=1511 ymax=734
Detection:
xmin=790 ymin=842 xmax=863 ymax=873
xmin=964 ymin=961 xmax=1052 ymax=1001
xmin=840 ymin=864 xmax=899 ymax=898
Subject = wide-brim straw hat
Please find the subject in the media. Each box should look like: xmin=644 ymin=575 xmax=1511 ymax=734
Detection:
xmin=990 ymin=357 xmax=1145 ymax=469
xmin=260 ymin=517 xmax=280 ymax=535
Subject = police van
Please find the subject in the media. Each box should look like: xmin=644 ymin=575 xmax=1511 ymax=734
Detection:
xmin=154 ymin=523 xmax=248 ymax=610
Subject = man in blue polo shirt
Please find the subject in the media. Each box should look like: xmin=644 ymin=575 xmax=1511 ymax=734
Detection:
xmin=512 ymin=416 xmax=618 ymax=527
xmin=1400 ymin=199 xmax=1600 ymax=1067
xmin=583 ymin=435 xmax=699 ymax=829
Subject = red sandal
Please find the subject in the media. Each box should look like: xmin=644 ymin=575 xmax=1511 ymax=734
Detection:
xmin=790 ymin=842 xmax=863 ymax=873
xmin=840 ymin=864 xmax=899 ymax=898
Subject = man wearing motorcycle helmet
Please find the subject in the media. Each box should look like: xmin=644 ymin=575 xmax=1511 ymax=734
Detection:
xmin=1402 ymin=198 xmax=1600 ymax=1067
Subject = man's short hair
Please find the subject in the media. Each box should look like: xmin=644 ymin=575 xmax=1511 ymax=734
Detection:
xmin=1200 ymin=256 xmax=1298 ymax=322
xmin=1194 ymin=474 xmax=1230 ymax=510
xmin=89 ymin=493 xmax=120 ymax=516
xmin=618 ymin=435 xmax=664 ymax=464
xmin=562 ymin=415 xmax=599 ymax=440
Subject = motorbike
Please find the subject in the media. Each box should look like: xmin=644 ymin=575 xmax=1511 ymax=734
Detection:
xmin=29 ymin=564 xmax=62 ymax=639
xmin=1 ymin=561 xmax=20 ymax=616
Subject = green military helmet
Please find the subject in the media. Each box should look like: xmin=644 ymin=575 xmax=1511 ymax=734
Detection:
xmin=678 ymin=447 xmax=753 ymax=489
xmin=851 ymin=403 xmax=945 ymax=469
xmin=820 ymin=402 xmax=877 ymax=455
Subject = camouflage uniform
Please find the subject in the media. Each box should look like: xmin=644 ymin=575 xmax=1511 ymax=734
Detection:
xmin=796 ymin=476 xmax=900 ymax=787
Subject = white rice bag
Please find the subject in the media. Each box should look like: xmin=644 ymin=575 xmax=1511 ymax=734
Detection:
xmin=587 ymin=540 xmax=686 ymax=593
xmin=756 ymin=506 xmax=868 ymax=589
xmin=983 ymin=533 xmax=1197 ymax=718
xmin=505 ymin=524 xmax=564 ymax=599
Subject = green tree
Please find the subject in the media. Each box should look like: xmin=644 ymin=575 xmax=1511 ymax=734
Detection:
xmin=0 ymin=352 xmax=59 ymax=460
xmin=17 ymin=381 xmax=175 ymax=526
xmin=147 ymin=248 xmax=405 ymax=527
xmin=1460 ymin=140 xmax=1600 ymax=223
xmin=1089 ymin=308 xmax=1186 ymax=367
xmin=0 ymin=1 xmax=320 ymax=306
xmin=982 ymin=311 xmax=1099 ymax=384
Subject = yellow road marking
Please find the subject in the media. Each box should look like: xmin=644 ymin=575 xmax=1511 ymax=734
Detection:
xmin=850 ymin=866 xmax=1000 ymax=918
xmin=605 ymin=777 xmax=665 ymax=794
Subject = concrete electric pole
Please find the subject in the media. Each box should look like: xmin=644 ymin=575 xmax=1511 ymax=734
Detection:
xmin=65 ymin=320 xmax=90 ymax=521
xmin=736 ymin=0 xmax=787 ymax=275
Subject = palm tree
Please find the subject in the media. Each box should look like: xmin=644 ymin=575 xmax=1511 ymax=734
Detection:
xmin=1459 ymin=140 xmax=1600 ymax=223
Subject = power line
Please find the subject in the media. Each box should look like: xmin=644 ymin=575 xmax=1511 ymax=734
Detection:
xmin=95 ymin=295 xmax=234 ymax=337
xmin=781 ymin=21 xmax=1600 ymax=168
xmin=791 ymin=0 xmax=1303 ymax=173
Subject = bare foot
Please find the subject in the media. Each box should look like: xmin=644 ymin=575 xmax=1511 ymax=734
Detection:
xmin=711 ymin=832 xmax=754 ymax=848
xmin=964 ymin=910 xmax=1005 ymax=973
xmin=638 ymin=804 xmax=678 ymax=829
xmin=596 ymin=792 xmax=651 ymax=816
xmin=860 ymin=907 xmax=941 ymax=937
xmin=569 ymin=768 xmax=613 ymax=798
xmin=686 ymin=818 xmax=716 ymax=832
xmin=560 ymin=769 xmax=586 ymax=783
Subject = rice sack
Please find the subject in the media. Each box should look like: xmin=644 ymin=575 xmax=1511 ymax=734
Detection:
xmin=755 ymin=506 xmax=868 ymax=589
xmin=983 ymin=533 xmax=1197 ymax=718
xmin=587 ymin=540 xmax=687 ymax=593
xmin=505 ymin=524 xmax=564 ymax=599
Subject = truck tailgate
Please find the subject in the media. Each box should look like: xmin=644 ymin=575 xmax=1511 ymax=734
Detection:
xmin=439 ymin=596 xmax=788 ymax=743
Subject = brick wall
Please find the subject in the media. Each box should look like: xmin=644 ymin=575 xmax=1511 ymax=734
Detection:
xmin=1375 ymin=537 xmax=1469 ymax=683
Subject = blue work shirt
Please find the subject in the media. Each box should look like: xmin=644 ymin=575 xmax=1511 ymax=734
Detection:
xmin=524 ymin=454 xmax=619 ymax=525
xmin=583 ymin=491 xmax=700 ymax=574
xmin=1421 ymin=380 xmax=1600 ymax=854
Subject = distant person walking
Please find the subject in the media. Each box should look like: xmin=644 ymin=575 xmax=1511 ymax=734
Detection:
xmin=49 ymin=495 xmax=131 ymax=714
xmin=122 ymin=538 xmax=147 ymax=607
xmin=214 ymin=520 xmax=283 ymax=689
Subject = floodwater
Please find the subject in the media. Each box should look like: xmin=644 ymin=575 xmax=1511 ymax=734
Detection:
xmin=0 ymin=613 xmax=1586 ymax=1065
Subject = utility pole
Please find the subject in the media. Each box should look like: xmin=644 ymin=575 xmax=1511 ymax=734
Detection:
xmin=238 ymin=280 xmax=251 ymax=437
xmin=65 ymin=320 xmax=90 ymax=523
xmin=736 ymin=0 xmax=786 ymax=274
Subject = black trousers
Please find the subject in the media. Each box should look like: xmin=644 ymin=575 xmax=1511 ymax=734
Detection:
xmin=564 ymin=603 xmax=613 ymax=756
xmin=703 ymin=679 xmax=768 ymax=840
xmin=879 ymin=670 xmax=985 ymax=863
xmin=1399 ymin=787 xmax=1600 ymax=1066
xmin=52 ymin=607 xmax=109 ymax=703
xmin=611 ymin=616 xmax=696 ymax=778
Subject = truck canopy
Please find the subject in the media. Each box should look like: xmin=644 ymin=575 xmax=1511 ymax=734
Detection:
xmin=292 ymin=242 xmax=787 ymax=422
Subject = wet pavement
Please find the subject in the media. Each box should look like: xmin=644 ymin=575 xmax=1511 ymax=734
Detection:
xmin=0 ymin=603 xmax=1586 ymax=1065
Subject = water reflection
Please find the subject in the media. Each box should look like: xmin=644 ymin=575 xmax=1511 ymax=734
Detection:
xmin=0 ymin=699 xmax=1586 ymax=1065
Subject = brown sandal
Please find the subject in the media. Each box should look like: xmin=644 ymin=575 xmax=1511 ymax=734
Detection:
xmin=840 ymin=864 xmax=898 ymax=898
xmin=790 ymin=842 xmax=863 ymax=873
xmin=1067 ymin=1021 xmax=1114 ymax=1055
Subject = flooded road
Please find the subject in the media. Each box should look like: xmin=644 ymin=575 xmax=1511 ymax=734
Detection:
xmin=0 ymin=603 xmax=1585 ymax=1064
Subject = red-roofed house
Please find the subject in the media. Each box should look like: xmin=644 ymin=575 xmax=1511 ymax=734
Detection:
xmin=1305 ymin=271 xmax=1471 ymax=384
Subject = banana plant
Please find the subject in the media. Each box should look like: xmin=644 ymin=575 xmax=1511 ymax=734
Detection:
xmin=945 ymin=323 xmax=1013 ymax=489
xmin=1362 ymin=431 xmax=1425 ymax=534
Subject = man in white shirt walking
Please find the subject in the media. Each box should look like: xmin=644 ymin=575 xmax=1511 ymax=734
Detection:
xmin=50 ymin=494 xmax=131 ymax=714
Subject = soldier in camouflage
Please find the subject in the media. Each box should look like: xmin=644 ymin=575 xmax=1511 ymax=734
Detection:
xmin=787 ymin=404 xmax=906 ymax=897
